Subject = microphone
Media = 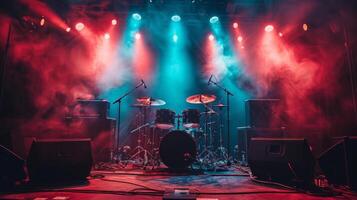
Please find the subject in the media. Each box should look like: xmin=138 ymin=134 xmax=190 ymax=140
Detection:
xmin=207 ymin=75 xmax=213 ymax=85
xmin=141 ymin=79 xmax=147 ymax=88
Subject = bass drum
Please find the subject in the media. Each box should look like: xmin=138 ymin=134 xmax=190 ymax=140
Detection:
xmin=159 ymin=130 xmax=196 ymax=169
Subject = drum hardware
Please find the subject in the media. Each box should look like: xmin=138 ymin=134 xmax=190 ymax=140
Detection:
xmin=208 ymin=75 xmax=234 ymax=166
xmin=186 ymin=93 xmax=221 ymax=169
xmin=214 ymin=103 xmax=228 ymax=161
xmin=175 ymin=114 xmax=183 ymax=130
xmin=112 ymin=80 xmax=146 ymax=163
xmin=130 ymin=122 xmax=151 ymax=134
xmin=129 ymin=106 xmax=153 ymax=167
xmin=201 ymin=104 xmax=218 ymax=169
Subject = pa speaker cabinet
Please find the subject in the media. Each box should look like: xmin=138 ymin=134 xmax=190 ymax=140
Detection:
xmin=236 ymin=127 xmax=284 ymax=164
xmin=0 ymin=145 xmax=26 ymax=186
xmin=248 ymin=138 xmax=315 ymax=186
xmin=318 ymin=137 xmax=357 ymax=190
xmin=245 ymin=99 xmax=283 ymax=128
xmin=27 ymin=139 xmax=93 ymax=183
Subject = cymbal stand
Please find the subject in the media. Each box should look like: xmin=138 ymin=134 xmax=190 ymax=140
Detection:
xmin=112 ymin=80 xmax=145 ymax=163
xmin=215 ymin=104 xmax=228 ymax=161
xmin=198 ymin=101 xmax=217 ymax=169
xmin=129 ymin=106 xmax=153 ymax=167
xmin=208 ymin=75 xmax=234 ymax=166
xmin=175 ymin=114 xmax=182 ymax=130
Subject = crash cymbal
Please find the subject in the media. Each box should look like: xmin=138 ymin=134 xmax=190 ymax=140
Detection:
xmin=136 ymin=97 xmax=166 ymax=106
xmin=186 ymin=94 xmax=216 ymax=104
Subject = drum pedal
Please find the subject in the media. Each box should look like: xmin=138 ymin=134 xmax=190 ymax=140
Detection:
xmin=163 ymin=188 xmax=197 ymax=200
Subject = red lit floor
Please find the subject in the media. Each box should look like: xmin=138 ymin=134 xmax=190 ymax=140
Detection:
xmin=1 ymin=166 xmax=356 ymax=200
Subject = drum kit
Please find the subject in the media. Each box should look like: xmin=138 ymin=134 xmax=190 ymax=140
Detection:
xmin=120 ymin=94 xmax=230 ymax=170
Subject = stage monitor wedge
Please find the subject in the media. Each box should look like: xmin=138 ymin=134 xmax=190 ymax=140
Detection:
xmin=0 ymin=145 xmax=26 ymax=187
xmin=248 ymin=138 xmax=315 ymax=187
xmin=27 ymin=139 xmax=93 ymax=183
xmin=318 ymin=136 xmax=357 ymax=190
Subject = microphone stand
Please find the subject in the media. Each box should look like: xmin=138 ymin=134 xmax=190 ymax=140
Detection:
xmin=112 ymin=81 xmax=145 ymax=162
xmin=209 ymin=77 xmax=234 ymax=165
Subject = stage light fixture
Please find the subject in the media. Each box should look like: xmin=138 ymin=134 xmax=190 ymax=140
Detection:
xmin=135 ymin=32 xmax=141 ymax=40
xmin=303 ymin=23 xmax=308 ymax=31
xmin=208 ymin=34 xmax=214 ymax=41
xmin=40 ymin=17 xmax=45 ymax=26
xmin=278 ymin=32 xmax=283 ymax=37
xmin=237 ymin=36 xmax=243 ymax=43
xmin=104 ymin=33 xmax=110 ymax=40
xmin=264 ymin=25 xmax=274 ymax=32
xmin=233 ymin=22 xmax=238 ymax=29
xmin=112 ymin=19 xmax=117 ymax=26
xmin=173 ymin=34 xmax=178 ymax=43
xmin=132 ymin=13 xmax=142 ymax=21
xmin=209 ymin=16 xmax=219 ymax=24
xmin=171 ymin=15 xmax=181 ymax=22
xmin=66 ymin=27 xmax=71 ymax=32
xmin=75 ymin=22 xmax=85 ymax=31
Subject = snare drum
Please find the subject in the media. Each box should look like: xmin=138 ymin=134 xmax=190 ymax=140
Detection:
xmin=182 ymin=109 xmax=200 ymax=128
xmin=155 ymin=109 xmax=175 ymax=129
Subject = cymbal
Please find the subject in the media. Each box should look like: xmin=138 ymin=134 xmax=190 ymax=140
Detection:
xmin=131 ymin=103 xmax=150 ymax=107
xmin=200 ymin=110 xmax=217 ymax=115
xmin=213 ymin=103 xmax=227 ymax=107
xmin=136 ymin=97 xmax=166 ymax=106
xmin=186 ymin=94 xmax=216 ymax=104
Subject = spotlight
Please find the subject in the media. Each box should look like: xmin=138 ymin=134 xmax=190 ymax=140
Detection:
xmin=173 ymin=34 xmax=178 ymax=42
xmin=112 ymin=19 xmax=117 ymax=26
xmin=135 ymin=32 xmax=141 ymax=40
xmin=171 ymin=15 xmax=181 ymax=22
xmin=278 ymin=32 xmax=283 ymax=37
xmin=104 ymin=33 xmax=110 ymax=40
xmin=75 ymin=22 xmax=85 ymax=31
xmin=208 ymin=34 xmax=214 ymax=41
xmin=132 ymin=13 xmax=142 ymax=21
xmin=233 ymin=22 xmax=238 ymax=29
xmin=264 ymin=25 xmax=274 ymax=32
xmin=40 ymin=17 xmax=45 ymax=26
xmin=237 ymin=36 xmax=243 ymax=43
xmin=209 ymin=16 xmax=219 ymax=24
xmin=303 ymin=23 xmax=308 ymax=31
xmin=65 ymin=27 xmax=71 ymax=32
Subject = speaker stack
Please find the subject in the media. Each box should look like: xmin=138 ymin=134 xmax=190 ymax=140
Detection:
xmin=237 ymin=99 xmax=285 ymax=164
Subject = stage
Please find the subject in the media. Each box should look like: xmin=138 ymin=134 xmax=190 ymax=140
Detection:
xmin=1 ymin=165 xmax=356 ymax=200
xmin=1 ymin=0 xmax=357 ymax=199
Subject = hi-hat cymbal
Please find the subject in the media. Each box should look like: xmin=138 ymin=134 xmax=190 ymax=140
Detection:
xmin=200 ymin=110 xmax=217 ymax=115
xmin=131 ymin=103 xmax=150 ymax=107
xmin=186 ymin=94 xmax=216 ymax=104
xmin=213 ymin=103 xmax=227 ymax=107
xmin=136 ymin=97 xmax=166 ymax=106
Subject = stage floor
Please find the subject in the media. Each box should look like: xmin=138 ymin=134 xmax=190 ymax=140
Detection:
xmin=1 ymin=165 xmax=356 ymax=200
